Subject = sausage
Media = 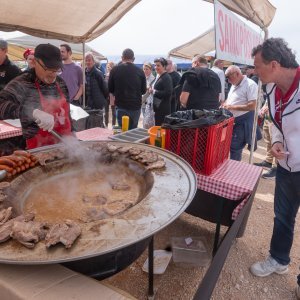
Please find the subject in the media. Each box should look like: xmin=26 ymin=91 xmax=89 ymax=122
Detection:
xmin=5 ymin=155 xmax=24 ymax=166
xmin=30 ymin=155 xmax=38 ymax=162
xmin=29 ymin=162 xmax=36 ymax=168
xmin=13 ymin=153 xmax=31 ymax=164
xmin=0 ymin=165 xmax=13 ymax=173
xmin=0 ymin=157 xmax=16 ymax=168
xmin=13 ymin=150 xmax=31 ymax=158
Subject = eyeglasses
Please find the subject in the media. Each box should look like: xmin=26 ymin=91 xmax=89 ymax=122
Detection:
xmin=36 ymin=59 xmax=61 ymax=73
xmin=226 ymin=72 xmax=236 ymax=78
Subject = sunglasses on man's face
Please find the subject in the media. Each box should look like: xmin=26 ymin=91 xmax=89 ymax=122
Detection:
xmin=226 ymin=72 xmax=236 ymax=79
xmin=36 ymin=59 xmax=61 ymax=73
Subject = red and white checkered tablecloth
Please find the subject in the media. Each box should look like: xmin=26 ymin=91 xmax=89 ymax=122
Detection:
xmin=0 ymin=121 xmax=23 ymax=140
xmin=75 ymin=127 xmax=113 ymax=141
xmin=196 ymin=160 xmax=262 ymax=220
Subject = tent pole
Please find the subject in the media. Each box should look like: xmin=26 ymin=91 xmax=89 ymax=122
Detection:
xmin=249 ymin=27 xmax=268 ymax=164
xmin=82 ymin=42 xmax=86 ymax=108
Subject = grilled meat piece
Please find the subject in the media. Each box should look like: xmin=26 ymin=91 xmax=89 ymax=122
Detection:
xmin=0 ymin=214 xmax=34 ymax=244
xmin=117 ymin=146 xmax=133 ymax=154
xmin=11 ymin=220 xmax=48 ymax=248
xmin=0 ymin=207 xmax=13 ymax=225
xmin=82 ymin=195 xmax=107 ymax=205
xmin=146 ymin=159 xmax=166 ymax=170
xmin=103 ymin=200 xmax=133 ymax=216
xmin=139 ymin=151 xmax=159 ymax=164
xmin=128 ymin=147 xmax=142 ymax=156
xmin=0 ymin=191 xmax=7 ymax=202
xmin=45 ymin=220 xmax=81 ymax=249
xmin=106 ymin=144 xmax=121 ymax=152
xmin=34 ymin=149 xmax=66 ymax=166
xmin=0 ymin=182 xmax=10 ymax=190
xmin=85 ymin=207 xmax=108 ymax=222
xmin=111 ymin=183 xmax=130 ymax=191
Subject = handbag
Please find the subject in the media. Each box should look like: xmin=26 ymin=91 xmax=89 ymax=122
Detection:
xmin=153 ymin=96 xmax=162 ymax=110
xmin=143 ymin=95 xmax=155 ymax=129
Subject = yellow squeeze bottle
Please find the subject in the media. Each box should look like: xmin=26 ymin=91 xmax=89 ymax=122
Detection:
xmin=161 ymin=131 xmax=166 ymax=149
xmin=122 ymin=116 xmax=129 ymax=132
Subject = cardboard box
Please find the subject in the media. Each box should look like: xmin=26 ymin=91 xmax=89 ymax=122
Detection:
xmin=0 ymin=264 xmax=136 ymax=300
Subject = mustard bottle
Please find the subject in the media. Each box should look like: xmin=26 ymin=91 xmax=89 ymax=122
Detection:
xmin=122 ymin=116 xmax=129 ymax=132
xmin=161 ymin=130 xmax=166 ymax=149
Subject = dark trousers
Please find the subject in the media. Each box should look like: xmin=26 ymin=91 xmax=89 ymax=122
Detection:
xmin=104 ymin=103 xmax=116 ymax=127
xmin=230 ymin=122 xmax=246 ymax=161
xmin=116 ymin=108 xmax=141 ymax=130
xmin=269 ymin=165 xmax=300 ymax=269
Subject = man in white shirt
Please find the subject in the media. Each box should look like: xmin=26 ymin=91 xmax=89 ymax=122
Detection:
xmin=211 ymin=59 xmax=225 ymax=102
xmin=222 ymin=65 xmax=258 ymax=161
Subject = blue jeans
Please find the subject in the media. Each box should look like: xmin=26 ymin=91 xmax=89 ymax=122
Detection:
xmin=230 ymin=122 xmax=245 ymax=161
xmin=270 ymin=165 xmax=300 ymax=266
xmin=116 ymin=108 xmax=141 ymax=130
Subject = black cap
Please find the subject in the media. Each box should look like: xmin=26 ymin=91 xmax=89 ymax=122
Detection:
xmin=34 ymin=43 xmax=63 ymax=69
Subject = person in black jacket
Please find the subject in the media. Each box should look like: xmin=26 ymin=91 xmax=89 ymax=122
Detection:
xmin=179 ymin=55 xmax=221 ymax=110
xmin=85 ymin=52 xmax=108 ymax=128
xmin=149 ymin=58 xmax=173 ymax=125
xmin=108 ymin=48 xmax=146 ymax=129
xmin=0 ymin=39 xmax=21 ymax=91
xmin=166 ymin=59 xmax=181 ymax=112
xmin=85 ymin=53 xmax=108 ymax=109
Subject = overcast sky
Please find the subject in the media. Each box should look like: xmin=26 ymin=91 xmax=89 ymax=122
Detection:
xmin=1 ymin=0 xmax=299 ymax=61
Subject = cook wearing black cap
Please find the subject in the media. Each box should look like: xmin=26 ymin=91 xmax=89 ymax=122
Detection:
xmin=0 ymin=43 xmax=73 ymax=150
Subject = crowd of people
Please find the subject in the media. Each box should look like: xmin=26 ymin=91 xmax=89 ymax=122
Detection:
xmin=0 ymin=36 xmax=300 ymax=297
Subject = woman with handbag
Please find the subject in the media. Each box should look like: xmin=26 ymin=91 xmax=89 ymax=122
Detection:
xmin=149 ymin=57 xmax=172 ymax=125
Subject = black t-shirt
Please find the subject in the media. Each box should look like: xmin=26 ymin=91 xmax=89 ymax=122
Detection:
xmin=0 ymin=57 xmax=21 ymax=91
xmin=182 ymin=68 xmax=220 ymax=110
xmin=108 ymin=62 xmax=146 ymax=110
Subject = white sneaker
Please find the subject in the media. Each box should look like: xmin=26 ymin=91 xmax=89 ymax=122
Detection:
xmin=250 ymin=256 xmax=288 ymax=277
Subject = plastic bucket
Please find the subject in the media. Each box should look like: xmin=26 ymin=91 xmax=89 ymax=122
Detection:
xmin=148 ymin=126 xmax=166 ymax=146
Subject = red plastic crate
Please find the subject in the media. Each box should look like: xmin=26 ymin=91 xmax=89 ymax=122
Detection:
xmin=165 ymin=117 xmax=234 ymax=175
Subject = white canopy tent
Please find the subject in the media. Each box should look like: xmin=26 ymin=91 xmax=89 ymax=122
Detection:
xmin=0 ymin=0 xmax=141 ymax=107
xmin=203 ymin=0 xmax=276 ymax=28
xmin=0 ymin=0 xmax=141 ymax=43
xmin=169 ymin=27 xmax=215 ymax=60
xmin=6 ymin=35 xmax=106 ymax=61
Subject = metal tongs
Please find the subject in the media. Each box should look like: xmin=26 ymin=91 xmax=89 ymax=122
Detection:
xmin=49 ymin=129 xmax=65 ymax=143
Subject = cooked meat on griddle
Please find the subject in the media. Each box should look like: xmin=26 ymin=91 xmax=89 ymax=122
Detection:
xmin=0 ymin=207 xmax=12 ymax=225
xmin=103 ymin=200 xmax=133 ymax=216
xmin=0 ymin=191 xmax=7 ymax=202
xmin=111 ymin=183 xmax=130 ymax=191
xmin=0 ymin=182 xmax=10 ymax=190
xmin=45 ymin=220 xmax=81 ymax=249
xmin=10 ymin=220 xmax=48 ymax=248
xmin=0 ymin=213 xmax=34 ymax=244
xmin=117 ymin=146 xmax=133 ymax=154
xmin=82 ymin=195 xmax=107 ymax=205
xmin=146 ymin=159 xmax=166 ymax=170
xmin=106 ymin=144 xmax=121 ymax=152
xmin=85 ymin=207 xmax=108 ymax=222
xmin=128 ymin=147 xmax=142 ymax=156
xmin=34 ymin=149 xmax=66 ymax=165
xmin=139 ymin=151 xmax=159 ymax=164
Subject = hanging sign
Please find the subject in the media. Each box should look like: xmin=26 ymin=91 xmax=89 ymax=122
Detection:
xmin=214 ymin=0 xmax=262 ymax=65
